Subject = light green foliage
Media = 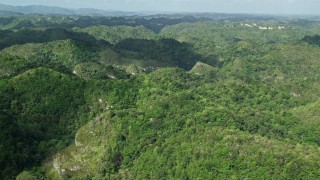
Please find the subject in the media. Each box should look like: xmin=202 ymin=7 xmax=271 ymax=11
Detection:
xmin=16 ymin=171 xmax=37 ymax=180
xmin=2 ymin=39 xmax=95 ymax=71
xmin=291 ymin=101 xmax=320 ymax=145
xmin=73 ymin=62 xmax=129 ymax=80
xmin=1 ymin=39 xmax=129 ymax=80
xmin=0 ymin=53 xmax=30 ymax=77
xmin=130 ymin=127 xmax=320 ymax=179
xmin=190 ymin=61 xmax=218 ymax=79
xmin=160 ymin=21 xmax=310 ymax=58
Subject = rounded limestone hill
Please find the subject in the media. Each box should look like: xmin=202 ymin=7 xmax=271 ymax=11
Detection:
xmin=1 ymin=39 xmax=96 ymax=70
xmin=7 ymin=67 xmax=92 ymax=178
xmin=34 ymin=123 xmax=320 ymax=179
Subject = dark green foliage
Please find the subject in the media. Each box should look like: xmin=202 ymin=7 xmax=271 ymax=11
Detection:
xmin=0 ymin=80 xmax=19 ymax=179
xmin=302 ymin=35 xmax=320 ymax=45
xmin=116 ymin=38 xmax=203 ymax=70
xmin=11 ymin=68 xmax=88 ymax=136
xmin=0 ymin=68 xmax=93 ymax=179
xmin=0 ymin=28 xmax=110 ymax=50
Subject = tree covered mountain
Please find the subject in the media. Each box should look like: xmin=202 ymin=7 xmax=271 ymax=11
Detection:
xmin=1 ymin=13 xmax=320 ymax=179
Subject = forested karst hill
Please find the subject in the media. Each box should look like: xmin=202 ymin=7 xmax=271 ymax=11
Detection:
xmin=1 ymin=12 xmax=320 ymax=179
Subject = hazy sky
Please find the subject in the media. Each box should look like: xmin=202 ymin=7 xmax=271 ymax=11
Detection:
xmin=1 ymin=0 xmax=320 ymax=14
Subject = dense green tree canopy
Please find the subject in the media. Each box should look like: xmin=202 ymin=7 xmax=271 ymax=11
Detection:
xmin=1 ymin=13 xmax=320 ymax=179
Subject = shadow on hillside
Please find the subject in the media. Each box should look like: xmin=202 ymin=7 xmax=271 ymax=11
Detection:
xmin=0 ymin=28 xmax=110 ymax=50
xmin=115 ymin=38 xmax=213 ymax=70
xmin=302 ymin=35 xmax=320 ymax=46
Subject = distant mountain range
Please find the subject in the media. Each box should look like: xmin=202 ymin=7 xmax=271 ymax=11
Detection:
xmin=0 ymin=4 xmax=284 ymax=21
xmin=0 ymin=9 xmax=23 ymax=16
xmin=0 ymin=4 xmax=144 ymax=16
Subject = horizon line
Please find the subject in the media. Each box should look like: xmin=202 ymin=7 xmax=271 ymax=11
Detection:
xmin=1 ymin=3 xmax=320 ymax=17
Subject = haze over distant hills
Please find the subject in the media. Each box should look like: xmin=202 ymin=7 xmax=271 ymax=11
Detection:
xmin=0 ymin=4 xmax=144 ymax=16
xmin=2 ymin=3 xmax=319 ymax=19
xmin=2 ymin=0 xmax=320 ymax=15
xmin=0 ymin=3 xmax=282 ymax=21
